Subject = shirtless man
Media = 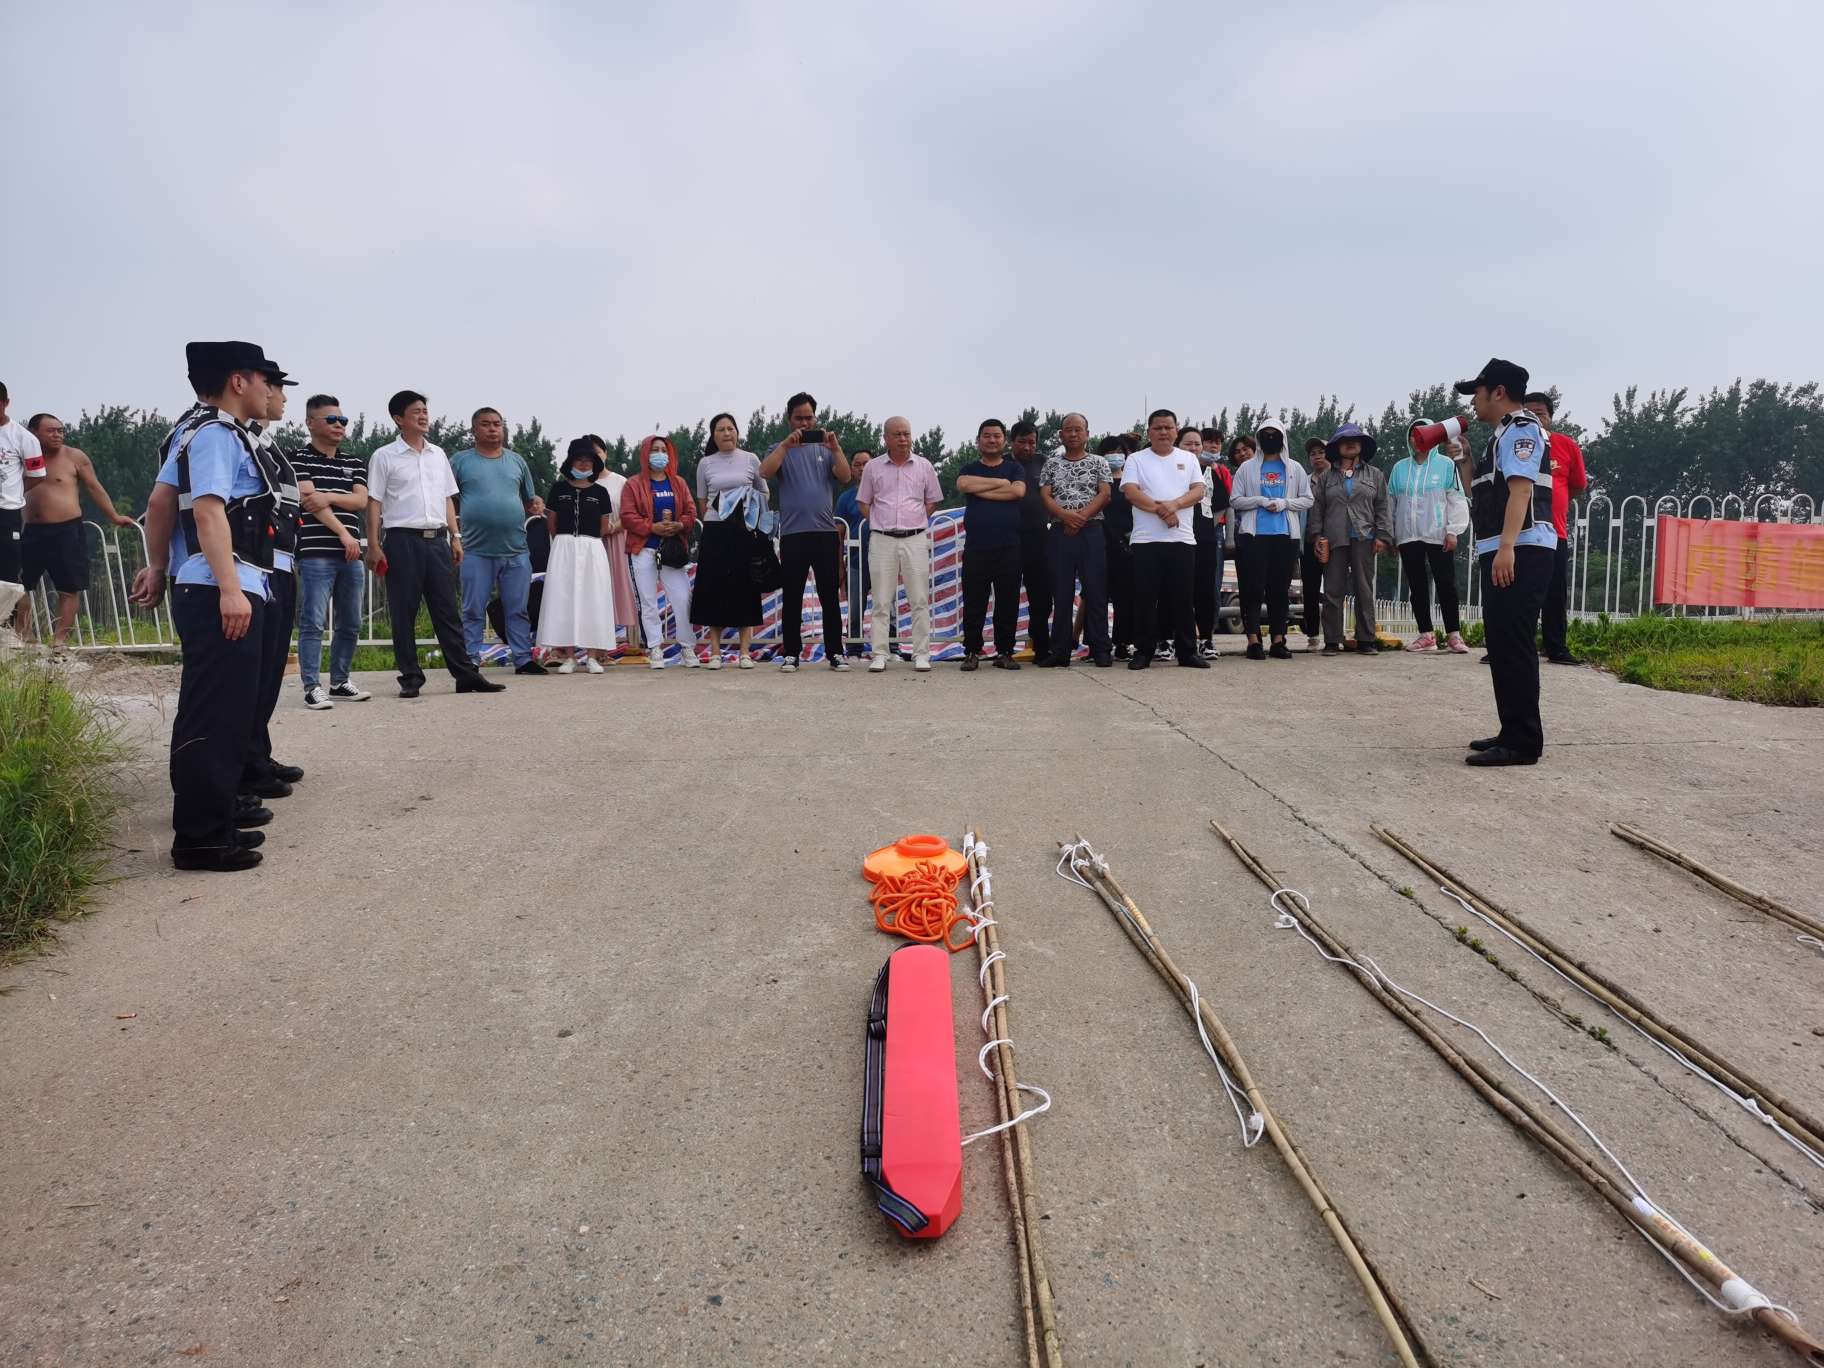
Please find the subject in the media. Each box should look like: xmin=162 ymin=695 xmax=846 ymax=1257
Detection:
xmin=14 ymin=414 xmax=135 ymax=647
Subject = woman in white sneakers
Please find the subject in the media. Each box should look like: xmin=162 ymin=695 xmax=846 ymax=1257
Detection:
xmin=537 ymin=437 xmax=621 ymax=673
xmin=621 ymin=435 xmax=700 ymax=669
xmin=1389 ymin=419 xmax=1472 ymax=654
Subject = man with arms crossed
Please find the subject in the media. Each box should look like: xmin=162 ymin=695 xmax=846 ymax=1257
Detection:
xmin=292 ymin=394 xmax=372 ymax=709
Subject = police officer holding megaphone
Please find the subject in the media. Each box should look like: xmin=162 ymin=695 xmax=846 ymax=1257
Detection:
xmin=1455 ymin=357 xmax=1555 ymax=767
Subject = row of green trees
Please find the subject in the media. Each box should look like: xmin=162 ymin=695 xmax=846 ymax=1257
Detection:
xmin=54 ymin=377 xmax=1824 ymax=519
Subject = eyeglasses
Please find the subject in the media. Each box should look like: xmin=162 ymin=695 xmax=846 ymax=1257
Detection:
xmin=323 ymin=415 xmax=349 ymax=426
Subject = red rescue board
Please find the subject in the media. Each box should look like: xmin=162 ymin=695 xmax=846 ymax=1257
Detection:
xmin=863 ymin=944 xmax=963 ymax=1238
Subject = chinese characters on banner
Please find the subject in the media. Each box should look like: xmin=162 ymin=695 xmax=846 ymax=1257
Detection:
xmin=1653 ymin=516 xmax=1824 ymax=608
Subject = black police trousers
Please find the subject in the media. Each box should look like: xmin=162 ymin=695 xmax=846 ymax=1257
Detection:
xmin=1479 ymin=545 xmax=1553 ymax=758
xmin=171 ymin=584 xmax=265 ymax=853
xmin=243 ymin=567 xmax=295 ymax=785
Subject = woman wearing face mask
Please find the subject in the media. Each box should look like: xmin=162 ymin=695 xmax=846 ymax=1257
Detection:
xmin=537 ymin=437 xmax=621 ymax=673
xmin=621 ymin=435 xmax=701 ymax=669
xmin=1229 ymin=419 xmax=1314 ymax=660
xmin=690 ymin=412 xmax=767 ymax=668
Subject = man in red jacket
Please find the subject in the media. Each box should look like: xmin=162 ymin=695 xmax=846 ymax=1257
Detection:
xmin=1524 ymin=391 xmax=1587 ymax=665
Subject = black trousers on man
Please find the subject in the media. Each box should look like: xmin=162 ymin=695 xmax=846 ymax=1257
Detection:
xmin=1132 ymin=542 xmax=1198 ymax=662
xmin=1541 ymin=539 xmax=1573 ymax=660
xmin=1237 ymin=533 xmax=1298 ymax=640
xmin=171 ymin=585 xmax=265 ymax=855
xmin=1192 ymin=512 xmax=1221 ymax=638
xmin=781 ymin=530 xmax=843 ymax=661
xmin=963 ymin=541 xmax=1023 ymax=658
xmin=1300 ymin=538 xmax=1323 ymax=638
xmin=1048 ymin=523 xmax=1109 ymax=658
xmin=243 ymin=567 xmax=296 ymax=786
xmin=1479 ymin=545 xmax=1553 ymax=758
xmin=1398 ymin=540 xmax=1461 ymax=636
xmin=383 ymin=528 xmax=484 ymax=690
xmin=1019 ymin=527 xmax=1052 ymax=658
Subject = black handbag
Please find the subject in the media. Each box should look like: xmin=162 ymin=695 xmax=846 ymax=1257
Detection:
xmin=749 ymin=527 xmax=783 ymax=591
xmin=658 ymin=532 xmax=690 ymax=569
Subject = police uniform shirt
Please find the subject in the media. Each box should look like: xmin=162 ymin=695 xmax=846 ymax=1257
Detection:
xmin=157 ymin=425 xmax=271 ymax=599
xmin=1473 ymin=413 xmax=1558 ymax=558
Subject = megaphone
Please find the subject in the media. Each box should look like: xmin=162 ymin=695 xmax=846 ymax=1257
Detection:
xmin=1409 ymin=415 xmax=1469 ymax=455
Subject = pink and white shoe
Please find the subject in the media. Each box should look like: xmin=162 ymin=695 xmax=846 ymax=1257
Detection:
xmin=1406 ymin=632 xmax=1438 ymax=653
xmin=1445 ymin=631 xmax=1470 ymax=654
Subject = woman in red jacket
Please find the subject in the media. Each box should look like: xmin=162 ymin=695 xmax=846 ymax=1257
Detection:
xmin=621 ymin=435 xmax=702 ymax=669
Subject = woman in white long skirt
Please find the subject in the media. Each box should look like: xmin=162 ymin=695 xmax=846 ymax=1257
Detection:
xmin=537 ymin=437 xmax=621 ymax=674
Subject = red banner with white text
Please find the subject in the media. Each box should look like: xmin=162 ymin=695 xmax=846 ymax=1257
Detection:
xmin=1653 ymin=516 xmax=1824 ymax=608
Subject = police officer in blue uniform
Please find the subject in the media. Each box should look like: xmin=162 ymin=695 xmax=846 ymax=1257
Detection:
xmin=243 ymin=383 xmax=306 ymax=801
xmin=161 ymin=341 xmax=290 ymax=870
xmin=1458 ymin=358 xmax=1555 ymax=767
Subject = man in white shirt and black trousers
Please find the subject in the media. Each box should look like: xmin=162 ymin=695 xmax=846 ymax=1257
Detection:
xmin=364 ymin=390 xmax=501 ymax=699
xmin=1120 ymin=409 xmax=1212 ymax=670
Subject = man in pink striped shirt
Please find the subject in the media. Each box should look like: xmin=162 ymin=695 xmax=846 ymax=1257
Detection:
xmin=856 ymin=415 xmax=943 ymax=671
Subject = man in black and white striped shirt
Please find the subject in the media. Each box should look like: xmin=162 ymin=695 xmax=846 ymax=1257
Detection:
xmin=292 ymin=394 xmax=371 ymax=709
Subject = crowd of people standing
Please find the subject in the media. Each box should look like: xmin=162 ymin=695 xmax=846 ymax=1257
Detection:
xmin=0 ymin=347 xmax=1583 ymax=871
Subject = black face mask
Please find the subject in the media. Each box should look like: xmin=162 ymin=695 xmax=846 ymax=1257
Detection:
xmin=1259 ymin=431 xmax=1284 ymax=455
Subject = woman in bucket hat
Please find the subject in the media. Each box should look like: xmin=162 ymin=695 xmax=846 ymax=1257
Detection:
xmin=1310 ymin=423 xmax=1392 ymax=655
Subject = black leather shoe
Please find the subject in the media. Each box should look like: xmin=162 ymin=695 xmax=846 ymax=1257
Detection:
xmin=236 ymin=829 xmax=266 ymax=849
xmin=1176 ymin=655 xmax=1211 ymax=669
xmin=1037 ymin=653 xmax=1070 ymax=668
xmin=1246 ymin=642 xmax=1266 ymax=660
xmin=271 ymin=762 xmax=304 ymax=784
xmin=960 ymin=653 xmax=980 ymax=672
xmin=1465 ymin=745 xmax=1538 ymax=767
xmin=992 ymin=655 xmax=1021 ymax=670
xmin=515 ymin=661 xmax=549 ymax=675
xmin=172 ymin=844 xmax=263 ymax=872
xmin=456 ymin=676 xmax=507 ymax=693
xmin=1127 ymin=655 xmax=1151 ymax=670
xmin=1269 ymin=642 xmax=1292 ymax=660
xmin=234 ymin=804 xmax=274 ymax=829
xmin=240 ymin=776 xmax=293 ymax=800
xmin=1468 ymin=736 xmax=1503 ymax=752
xmin=399 ymin=684 xmax=421 ymax=698
xmin=1092 ymin=653 xmax=1113 ymax=668
xmin=1545 ymin=654 xmax=1580 ymax=666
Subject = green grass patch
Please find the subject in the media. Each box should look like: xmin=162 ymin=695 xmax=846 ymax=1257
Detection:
xmin=1567 ymin=615 xmax=1824 ymax=707
xmin=1 ymin=657 xmax=133 ymax=960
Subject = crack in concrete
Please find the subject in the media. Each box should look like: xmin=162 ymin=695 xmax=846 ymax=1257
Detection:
xmin=1082 ymin=670 xmax=1821 ymax=1207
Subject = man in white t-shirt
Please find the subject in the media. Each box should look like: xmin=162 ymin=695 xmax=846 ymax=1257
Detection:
xmin=0 ymin=381 xmax=48 ymax=614
xmin=1120 ymin=409 xmax=1210 ymax=670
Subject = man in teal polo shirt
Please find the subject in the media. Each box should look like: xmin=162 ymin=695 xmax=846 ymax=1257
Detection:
xmin=450 ymin=406 xmax=546 ymax=675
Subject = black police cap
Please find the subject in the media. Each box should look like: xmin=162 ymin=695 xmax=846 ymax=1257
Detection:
xmin=1454 ymin=358 xmax=1529 ymax=397
xmin=184 ymin=340 xmax=296 ymax=386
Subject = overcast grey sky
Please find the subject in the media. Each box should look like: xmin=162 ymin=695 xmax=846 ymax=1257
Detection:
xmin=9 ymin=0 xmax=1822 ymax=445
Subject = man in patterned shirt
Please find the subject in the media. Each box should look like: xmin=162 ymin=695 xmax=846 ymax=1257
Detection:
xmin=1037 ymin=413 xmax=1113 ymax=667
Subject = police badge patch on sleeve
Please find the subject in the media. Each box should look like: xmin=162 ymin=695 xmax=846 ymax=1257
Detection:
xmin=1513 ymin=438 xmax=1537 ymax=459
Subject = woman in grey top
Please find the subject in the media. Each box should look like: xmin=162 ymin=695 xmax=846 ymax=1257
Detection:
xmin=1310 ymin=423 xmax=1393 ymax=656
xmin=690 ymin=413 xmax=767 ymax=668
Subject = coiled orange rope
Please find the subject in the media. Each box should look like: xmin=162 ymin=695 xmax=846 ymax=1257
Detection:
xmin=871 ymin=860 xmax=975 ymax=952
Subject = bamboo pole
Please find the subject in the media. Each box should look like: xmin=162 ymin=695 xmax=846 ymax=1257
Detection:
xmin=1611 ymin=822 xmax=1824 ymax=942
xmin=1370 ymin=823 xmax=1824 ymax=1160
xmin=966 ymin=830 xmax=1063 ymax=1368
xmin=1211 ymin=819 xmax=1824 ymax=1365
xmin=1066 ymin=836 xmax=1431 ymax=1368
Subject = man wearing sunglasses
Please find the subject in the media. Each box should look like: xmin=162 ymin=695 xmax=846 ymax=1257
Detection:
xmin=291 ymin=394 xmax=372 ymax=708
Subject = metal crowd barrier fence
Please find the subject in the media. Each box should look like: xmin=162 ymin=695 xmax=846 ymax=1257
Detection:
xmin=19 ymin=490 xmax=1820 ymax=657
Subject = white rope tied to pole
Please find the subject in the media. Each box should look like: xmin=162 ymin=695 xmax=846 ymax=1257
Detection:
xmin=959 ymin=832 xmax=1054 ymax=1148
xmin=1059 ymin=838 xmax=1263 ymax=1149
xmin=1267 ymin=890 xmax=1801 ymax=1326
xmin=1432 ymin=884 xmax=1824 ymax=1174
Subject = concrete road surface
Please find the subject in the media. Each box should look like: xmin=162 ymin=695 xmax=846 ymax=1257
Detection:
xmin=5 ymin=648 xmax=1823 ymax=1367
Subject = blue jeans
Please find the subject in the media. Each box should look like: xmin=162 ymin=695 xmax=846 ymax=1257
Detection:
xmin=296 ymin=556 xmax=364 ymax=690
xmin=460 ymin=550 xmax=533 ymax=666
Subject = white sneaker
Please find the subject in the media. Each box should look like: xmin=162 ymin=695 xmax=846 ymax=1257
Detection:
xmin=779 ymin=655 xmax=799 ymax=673
xmin=648 ymin=648 xmax=666 ymax=669
xmin=737 ymin=654 xmax=756 ymax=669
xmin=828 ymin=655 xmax=851 ymax=672
xmin=683 ymin=647 xmax=700 ymax=668
xmin=303 ymin=685 xmax=334 ymax=710
xmin=328 ymin=681 xmax=371 ymax=701
xmin=868 ymin=656 xmax=887 ymax=673
xmin=706 ymin=651 xmax=724 ymax=670
xmin=584 ymin=656 xmax=605 ymax=674
xmin=914 ymin=655 xmax=932 ymax=672
xmin=1407 ymin=632 xmax=1439 ymax=653
xmin=1154 ymin=643 xmax=1174 ymax=660
xmin=557 ymin=658 xmax=577 ymax=675
xmin=1305 ymin=635 xmax=1320 ymax=652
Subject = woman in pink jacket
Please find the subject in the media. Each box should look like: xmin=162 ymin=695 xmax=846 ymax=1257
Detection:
xmin=621 ymin=435 xmax=701 ymax=669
